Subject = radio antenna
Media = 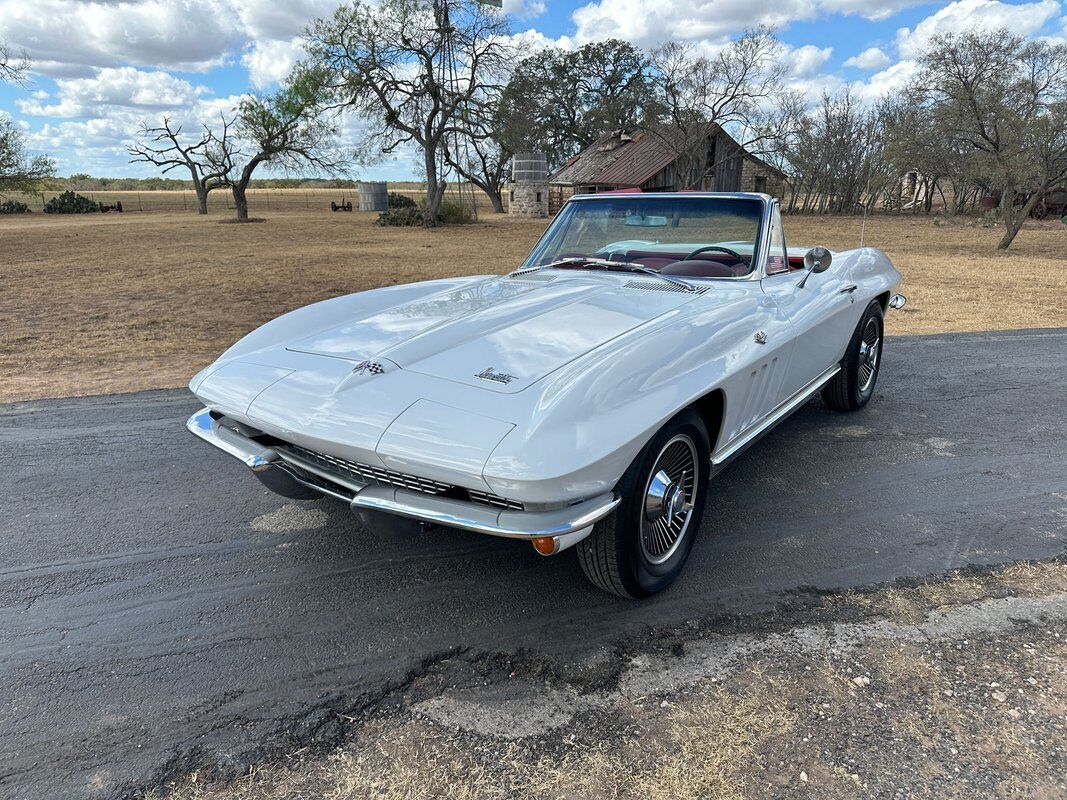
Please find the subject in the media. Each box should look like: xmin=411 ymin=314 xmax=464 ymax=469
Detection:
xmin=859 ymin=171 xmax=873 ymax=248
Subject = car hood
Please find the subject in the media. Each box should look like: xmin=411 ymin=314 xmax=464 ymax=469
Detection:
xmin=284 ymin=274 xmax=701 ymax=393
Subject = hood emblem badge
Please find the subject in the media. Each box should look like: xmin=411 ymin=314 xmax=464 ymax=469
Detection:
xmin=353 ymin=360 xmax=386 ymax=376
xmin=476 ymin=367 xmax=515 ymax=385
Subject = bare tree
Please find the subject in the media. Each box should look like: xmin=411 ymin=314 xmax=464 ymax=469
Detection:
xmin=308 ymin=0 xmax=512 ymax=226
xmin=0 ymin=41 xmax=29 ymax=85
xmin=783 ymin=90 xmax=892 ymax=214
xmin=644 ymin=28 xmax=790 ymax=189
xmin=128 ymin=117 xmax=236 ymax=214
xmin=914 ymin=29 xmax=1067 ymax=248
xmin=208 ymin=70 xmax=344 ymax=222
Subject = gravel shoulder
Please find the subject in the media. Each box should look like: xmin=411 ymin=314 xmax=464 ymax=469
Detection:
xmin=155 ymin=560 xmax=1067 ymax=800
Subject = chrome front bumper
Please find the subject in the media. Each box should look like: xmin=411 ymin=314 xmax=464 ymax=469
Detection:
xmin=187 ymin=408 xmax=620 ymax=541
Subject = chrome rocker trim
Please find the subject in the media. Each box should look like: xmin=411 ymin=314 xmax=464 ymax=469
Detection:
xmin=187 ymin=408 xmax=620 ymax=540
xmin=711 ymin=363 xmax=842 ymax=469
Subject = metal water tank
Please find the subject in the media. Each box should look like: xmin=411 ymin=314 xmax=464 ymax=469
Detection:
xmin=512 ymin=152 xmax=548 ymax=183
xmin=357 ymin=181 xmax=388 ymax=212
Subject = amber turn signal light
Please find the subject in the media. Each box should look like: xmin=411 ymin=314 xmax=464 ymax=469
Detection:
xmin=532 ymin=537 xmax=558 ymax=556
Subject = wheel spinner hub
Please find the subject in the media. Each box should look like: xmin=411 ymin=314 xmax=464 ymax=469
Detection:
xmin=858 ymin=318 xmax=880 ymax=392
xmin=640 ymin=436 xmax=699 ymax=565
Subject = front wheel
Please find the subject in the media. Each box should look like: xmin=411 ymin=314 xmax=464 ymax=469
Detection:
xmin=822 ymin=299 xmax=884 ymax=412
xmin=577 ymin=409 xmax=710 ymax=598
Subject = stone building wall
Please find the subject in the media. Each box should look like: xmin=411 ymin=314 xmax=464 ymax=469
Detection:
xmin=739 ymin=157 xmax=784 ymax=197
xmin=508 ymin=182 xmax=549 ymax=217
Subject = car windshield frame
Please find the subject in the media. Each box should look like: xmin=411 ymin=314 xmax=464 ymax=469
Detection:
xmin=520 ymin=194 xmax=771 ymax=280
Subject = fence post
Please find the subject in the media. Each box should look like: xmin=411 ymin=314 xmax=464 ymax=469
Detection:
xmin=306 ymin=192 xmax=309 ymax=208
xmin=266 ymin=190 xmax=271 ymax=210
xmin=183 ymin=192 xmax=187 ymax=212
xmin=138 ymin=193 xmax=143 ymax=212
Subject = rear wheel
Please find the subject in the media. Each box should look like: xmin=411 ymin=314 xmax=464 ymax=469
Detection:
xmin=577 ymin=409 xmax=710 ymax=598
xmin=822 ymin=299 xmax=884 ymax=412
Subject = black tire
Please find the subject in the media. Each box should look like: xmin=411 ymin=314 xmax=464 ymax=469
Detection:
xmin=822 ymin=299 xmax=884 ymax=412
xmin=577 ymin=409 xmax=711 ymax=599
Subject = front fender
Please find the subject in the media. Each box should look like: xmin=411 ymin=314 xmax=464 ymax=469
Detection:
xmin=482 ymin=283 xmax=781 ymax=503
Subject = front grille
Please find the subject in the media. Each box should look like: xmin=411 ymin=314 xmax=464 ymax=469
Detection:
xmin=277 ymin=444 xmax=453 ymax=494
xmin=274 ymin=443 xmax=523 ymax=510
xmin=468 ymin=490 xmax=524 ymax=511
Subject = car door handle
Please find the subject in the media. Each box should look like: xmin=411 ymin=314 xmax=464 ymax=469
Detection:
xmin=840 ymin=285 xmax=858 ymax=294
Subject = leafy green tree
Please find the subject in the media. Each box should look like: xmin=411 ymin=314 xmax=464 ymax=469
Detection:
xmin=498 ymin=39 xmax=652 ymax=169
xmin=0 ymin=45 xmax=55 ymax=194
xmin=207 ymin=68 xmax=344 ymax=222
xmin=0 ymin=115 xmax=55 ymax=193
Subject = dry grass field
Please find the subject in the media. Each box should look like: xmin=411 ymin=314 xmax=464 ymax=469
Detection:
xmin=1 ymin=206 xmax=1064 ymax=403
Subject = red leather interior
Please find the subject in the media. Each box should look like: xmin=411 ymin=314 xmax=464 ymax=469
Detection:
xmin=658 ymin=259 xmax=741 ymax=278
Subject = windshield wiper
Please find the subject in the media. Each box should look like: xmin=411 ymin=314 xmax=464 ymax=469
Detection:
xmin=511 ymin=257 xmax=699 ymax=293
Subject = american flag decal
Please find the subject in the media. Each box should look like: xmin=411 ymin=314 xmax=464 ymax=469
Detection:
xmin=767 ymin=255 xmax=788 ymax=274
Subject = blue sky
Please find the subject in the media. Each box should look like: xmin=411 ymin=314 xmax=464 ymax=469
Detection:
xmin=1 ymin=0 xmax=1064 ymax=179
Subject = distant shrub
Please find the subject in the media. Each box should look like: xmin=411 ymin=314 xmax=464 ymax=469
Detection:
xmin=0 ymin=199 xmax=30 ymax=214
xmin=376 ymin=198 xmax=476 ymax=227
xmin=44 ymin=191 xmax=101 ymax=214
xmin=376 ymin=206 xmax=423 ymax=226
xmin=387 ymin=192 xmax=417 ymax=210
xmin=437 ymin=199 xmax=474 ymax=225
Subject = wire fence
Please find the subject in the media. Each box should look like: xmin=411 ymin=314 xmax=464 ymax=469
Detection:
xmin=1 ymin=187 xmax=505 ymax=215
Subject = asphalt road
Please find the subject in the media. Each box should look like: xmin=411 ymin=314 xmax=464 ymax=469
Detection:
xmin=1 ymin=328 xmax=1065 ymax=800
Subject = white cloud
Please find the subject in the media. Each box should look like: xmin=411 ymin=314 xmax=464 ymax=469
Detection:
xmin=896 ymin=0 xmax=1062 ymax=57
xmin=502 ymin=0 xmax=547 ymax=17
xmin=817 ymin=0 xmax=925 ymax=21
xmin=17 ymin=67 xmax=209 ymax=118
xmin=232 ymin=0 xmax=339 ymax=40
xmin=844 ymin=46 xmax=891 ymax=69
xmin=570 ymin=0 xmax=820 ymax=47
xmin=242 ymin=38 xmax=305 ymax=89
xmin=789 ymin=44 xmax=833 ymax=78
xmin=851 ymin=58 xmax=918 ymax=101
xmin=0 ymin=0 xmax=244 ymax=72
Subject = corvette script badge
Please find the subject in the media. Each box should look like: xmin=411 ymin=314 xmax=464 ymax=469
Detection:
xmin=475 ymin=367 xmax=515 ymax=385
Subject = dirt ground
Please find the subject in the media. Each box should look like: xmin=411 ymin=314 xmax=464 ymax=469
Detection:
xmin=152 ymin=560 xmax=1067 ymax=800
xmin=1 ymin=209 xmax=1065 ymax=403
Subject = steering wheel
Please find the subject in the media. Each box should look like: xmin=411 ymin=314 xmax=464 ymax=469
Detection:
xmin=682 ymin=245 xmax=749 ymax=265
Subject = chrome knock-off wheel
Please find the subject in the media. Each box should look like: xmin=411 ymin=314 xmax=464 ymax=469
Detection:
xmin=640 ymin=434 xmax=698 ymax=565
xmin=858 ymin=317 xmax=880 ymax=392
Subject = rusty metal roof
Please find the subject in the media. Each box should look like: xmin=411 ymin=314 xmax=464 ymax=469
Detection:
xmin=590 ymin=133 xmax=675 ymax=187
xmin=549 ymin=130 xmax=673 ymax=188
xmin=550 ymin=126 xmax=786 ymax=188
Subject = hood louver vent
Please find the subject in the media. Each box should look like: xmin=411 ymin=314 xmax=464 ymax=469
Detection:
xmin=509 ymin=271 xmax=558 ymax=282
xmin=622 ymin=280 xmax=707 ymax=294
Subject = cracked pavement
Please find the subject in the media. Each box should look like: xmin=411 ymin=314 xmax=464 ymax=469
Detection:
xmin=1 ymin=328 xmax=1065 ymax=800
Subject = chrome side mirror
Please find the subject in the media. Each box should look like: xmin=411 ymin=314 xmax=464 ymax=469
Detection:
xmin=803 ymin=246 xmax=833 ymax=273
xmin=797 ymin=246 xmax=833 ymax=289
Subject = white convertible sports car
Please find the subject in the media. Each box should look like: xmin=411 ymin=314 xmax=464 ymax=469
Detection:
xmin=188 ymin=193 xmax=904 ymax=597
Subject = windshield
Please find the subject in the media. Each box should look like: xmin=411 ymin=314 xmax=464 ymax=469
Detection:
xmin=523 ymin=196 xmax=765 ymax=278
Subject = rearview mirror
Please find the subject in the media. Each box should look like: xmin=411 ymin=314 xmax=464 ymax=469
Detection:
xmin=625 ymin=214 xmax=668 ymax=227
xmin=803 ymin=246 xmax=833 ymax=273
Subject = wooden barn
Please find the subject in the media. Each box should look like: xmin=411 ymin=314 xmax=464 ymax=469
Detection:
xmin=547 ymin=127 xmax=786 ymax=213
